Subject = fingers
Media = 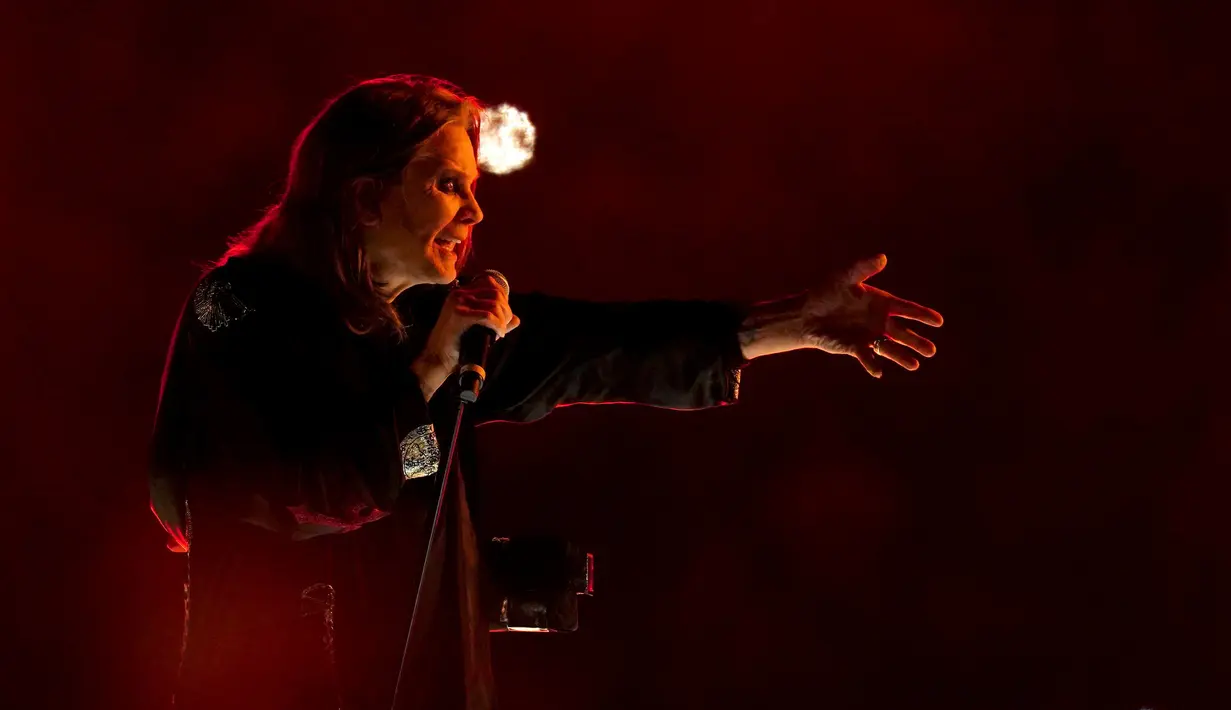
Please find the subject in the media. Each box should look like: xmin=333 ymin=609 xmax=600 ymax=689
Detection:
xmin=457 ymin=295 xmax=513 ymax=326
xmin=455 ymin=305 xmax=511 ymax=337
xmin=875 ymin=340 xmax=920 ymax=371
xmin=451 ymin=289 xmax=516 ymax=337
xmin=847 ymin=254 xmax=887 ymax=284
xmin=886 ymin=322 xmax=936 ymax=358
xmin=837 ymin=255 xmax=941 ymax=376
xmin=893 ymin=298 xmax=943 ymax=327
xmin=854 ymin=345 xmax=883 ymax=379
xmin=865 ymin=286 xmax=944 ymax=327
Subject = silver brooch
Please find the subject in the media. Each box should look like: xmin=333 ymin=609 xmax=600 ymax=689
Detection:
xmin=192 ymin=277 xmax=253 ymax=333
xmin=400 ymin=423 xmax=440 ymax=479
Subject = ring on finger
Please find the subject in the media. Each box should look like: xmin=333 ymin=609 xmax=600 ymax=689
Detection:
xmin=870 ymin=336 xmax=888 ymax=355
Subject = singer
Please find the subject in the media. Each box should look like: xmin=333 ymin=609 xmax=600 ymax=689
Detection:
xmin=149 ymin=75 xmax=942 ymax=710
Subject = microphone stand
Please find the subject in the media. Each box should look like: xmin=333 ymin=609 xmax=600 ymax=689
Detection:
xmin=391 ymin=270 xmax=503 ymax=709
xmin=389 ymin=396 xmax=468 ymax=710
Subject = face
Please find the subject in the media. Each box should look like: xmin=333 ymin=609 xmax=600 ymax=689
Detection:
xmin=360 ymin=122 xmax=483 ymax=296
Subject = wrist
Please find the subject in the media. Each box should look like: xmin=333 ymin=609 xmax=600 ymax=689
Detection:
xmin=738 ymin=293 xmax=808 ymax=360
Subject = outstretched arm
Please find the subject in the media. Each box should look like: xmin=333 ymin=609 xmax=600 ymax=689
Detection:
xmin=408 ymin=254 xmax=943 ymax=424
xmin=737 ymin=254 xmax=944 ymax=376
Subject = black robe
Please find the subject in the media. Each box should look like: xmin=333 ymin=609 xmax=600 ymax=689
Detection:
xmin=149 ymin=253 xmax=746 ymax=710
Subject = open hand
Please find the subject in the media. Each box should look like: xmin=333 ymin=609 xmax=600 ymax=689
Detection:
xmin=802 ymin=254 xmax=943 ymax=377
xmin=739 ymin=254 xmax=943 ymax=378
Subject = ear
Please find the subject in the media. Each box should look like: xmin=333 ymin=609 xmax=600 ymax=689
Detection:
xmin=351 ymin=177 xmax=385 ymax=228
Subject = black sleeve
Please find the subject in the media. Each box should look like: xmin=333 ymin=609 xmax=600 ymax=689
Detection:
xmin=470 ymin=292 xmax=748 ymax=424
xmin=148 ymin=265 xmax=435 ymax=548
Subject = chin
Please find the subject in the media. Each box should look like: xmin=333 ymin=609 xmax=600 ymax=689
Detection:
xmin=425 ymin=259 xmax=457 ymax=285
xmin=411 ymin=248 xmax=458 ymax=285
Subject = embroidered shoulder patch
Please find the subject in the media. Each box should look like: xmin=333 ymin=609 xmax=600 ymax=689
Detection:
xmin=400 ymin=423 xmax=441 ymax=480
xmin=193 ymin=277 xmax=253 ymax=332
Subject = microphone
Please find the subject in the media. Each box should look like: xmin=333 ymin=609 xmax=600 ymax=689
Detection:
xmin=456 ymin=269 xmax=509 ymax=403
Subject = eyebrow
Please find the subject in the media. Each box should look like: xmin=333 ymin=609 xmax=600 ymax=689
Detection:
xmin=415 ymin=155 xmax=479 ymax=182
xmin=444 ymin=160 xmax=480 ymax=182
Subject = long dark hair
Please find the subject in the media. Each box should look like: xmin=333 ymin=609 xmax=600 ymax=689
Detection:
xmin=222 ymin=74 xmax=482 ymax=336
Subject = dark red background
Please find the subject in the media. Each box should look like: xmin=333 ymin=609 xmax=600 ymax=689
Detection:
xmin=3 ymin=1 xmax=1228 ymax=708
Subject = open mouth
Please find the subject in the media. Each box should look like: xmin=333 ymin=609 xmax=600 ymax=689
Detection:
xmin=433 ymin=236 xmax=461 ymax=253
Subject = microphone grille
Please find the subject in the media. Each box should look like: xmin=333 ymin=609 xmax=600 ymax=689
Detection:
xmin=481 ymin=269 xmax=510 ymax=295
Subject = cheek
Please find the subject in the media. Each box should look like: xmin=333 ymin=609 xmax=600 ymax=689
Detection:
xmin=400 ymin=191 xmax=456 ymax=239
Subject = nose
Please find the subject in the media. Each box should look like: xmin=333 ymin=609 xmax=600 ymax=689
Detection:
xmin=459 ymin=193 xmax=483 ymax=226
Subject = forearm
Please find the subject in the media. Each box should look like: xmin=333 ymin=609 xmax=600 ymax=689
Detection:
xmin=419 ymin=293 xmax=798 ymax=406
xmin=738 ymin=292 xmax=808 ymax=360
xmin=471 ymin=293 xmax=745 ymax=422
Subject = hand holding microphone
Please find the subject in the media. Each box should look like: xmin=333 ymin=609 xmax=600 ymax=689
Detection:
xmin=411 ymin=270 xmax=519 ymax=402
